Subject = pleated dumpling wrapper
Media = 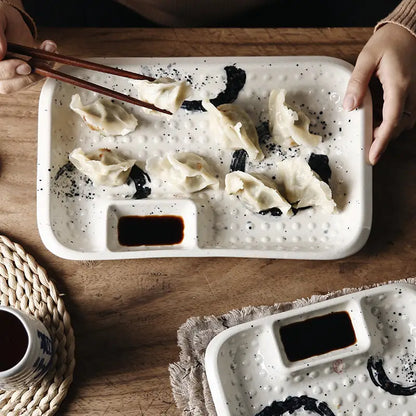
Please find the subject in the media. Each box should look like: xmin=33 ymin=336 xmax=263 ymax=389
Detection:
xmin=203 ymin=100 xmax=264 ymax=161
xmin=69 ymin=148 xmax=136 ymax=187
xmin=269 ymin=89 xmax=321 ymax=148
xmin=276 ymin=157 xmax=336 ymax=214
xmin=70 ymin=94 xmax=138 ymax=136
xmin=225 ymin=171 xmax=292 ymax=215
xmin=134 ymin=77 xmax=192 ymax=114
xmin=146 ymin=152 xmax=219 ymax=193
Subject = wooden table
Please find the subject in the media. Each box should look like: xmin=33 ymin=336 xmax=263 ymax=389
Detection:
xmin=1 ymin=27 xmax=415 ymax=415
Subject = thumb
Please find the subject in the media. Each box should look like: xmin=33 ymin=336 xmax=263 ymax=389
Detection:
xmin=344 ymin=50 xmax=377 ymax=111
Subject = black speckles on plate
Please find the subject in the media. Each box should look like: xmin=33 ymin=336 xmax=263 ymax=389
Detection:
xmin=54 ymin=161 xmax=75 ymax=181
xmin=367 ymin=356 xmax=416 ymax=396
xmin=53 ymin=162 xmax=95 ymax=201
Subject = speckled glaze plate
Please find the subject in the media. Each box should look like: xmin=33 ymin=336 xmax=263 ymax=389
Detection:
xmin=205 ymin=283 xmax=416 ymax=416
xmin=37 ymin=56 xmax=372 ymax=260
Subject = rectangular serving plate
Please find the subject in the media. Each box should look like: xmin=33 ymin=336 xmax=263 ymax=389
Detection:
xmin=37 ymin=56 xmax=372 ymax=260
xmin=205 ymin=283 xmax=416 ymax=416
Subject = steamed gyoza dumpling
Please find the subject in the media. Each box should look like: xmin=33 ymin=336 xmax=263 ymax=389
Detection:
xmin=69 ymin=147 xmax=136 ymax=187
xmin=276 ymin=157 xmax=336 ymax=214
xmin=134 ymin=77 xmax=191 ymax=114
xmin=146 ymin=152 xmax=219 ymax=193
xmin=225 ymin=171 xmax=292 ymax=215
xmin=269 ymin=89 xmax=321 ymax=148
xmin=70 ymin=94 xmax=138 ymax=136
xmin=203 ymin=100 xmax=264 ymax=161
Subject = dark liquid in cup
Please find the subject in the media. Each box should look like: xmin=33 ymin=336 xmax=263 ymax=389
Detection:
xmin=0 ymin=310 xmax=29 ymax=372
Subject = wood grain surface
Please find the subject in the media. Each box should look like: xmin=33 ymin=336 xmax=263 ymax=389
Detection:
xmin=1 ymin=27 xmax=415 ymax=415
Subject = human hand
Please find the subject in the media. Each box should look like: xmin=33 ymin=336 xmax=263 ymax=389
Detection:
xmin=0 ymin=3 xmax=57 ymax=94
xmin=344 ymin=23 xmax=416 ymax=165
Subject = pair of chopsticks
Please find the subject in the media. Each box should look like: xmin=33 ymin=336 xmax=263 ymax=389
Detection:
xmin=7 ymin=42 xmax=172 ymax=115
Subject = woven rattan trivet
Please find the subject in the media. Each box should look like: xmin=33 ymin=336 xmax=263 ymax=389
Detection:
xmin=0 ymin=235 xmax=75 ymax=416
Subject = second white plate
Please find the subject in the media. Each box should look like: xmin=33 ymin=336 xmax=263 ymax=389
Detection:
xmin=205 ymin=283 xmax=416 ymax=416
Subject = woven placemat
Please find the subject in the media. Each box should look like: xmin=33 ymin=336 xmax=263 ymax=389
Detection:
xmin=0 ymin=235 xmax=75 ymax=416
xmin=169 ymin=277 xmax=416 ymax=416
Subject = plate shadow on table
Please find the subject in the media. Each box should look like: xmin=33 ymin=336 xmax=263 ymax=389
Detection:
xmin=354 ymin=77 xmax=416 ymax=259
xmin=362 ymin=131 xmax=416 ymax=256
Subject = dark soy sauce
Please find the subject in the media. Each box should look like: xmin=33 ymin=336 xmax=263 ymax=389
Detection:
xmin=117 ymin=215 xmax=184 ymax=246
xmin=0 ymin=310 xmax=29 ymax=371
xmin=279 ymin=311 xmax=356 ymax=362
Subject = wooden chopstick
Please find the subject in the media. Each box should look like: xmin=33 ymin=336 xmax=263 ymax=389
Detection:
xmin=32 ymin=61 xmax=171 ymax=114
xmin=7 ymin=42 xmax=155 ymax=81
xmin=7 ymin=42 xmax=172 ymax=115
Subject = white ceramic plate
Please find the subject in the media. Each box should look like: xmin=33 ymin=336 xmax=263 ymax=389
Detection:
xmin=205 ymin=283 xmax=416 ymax=416
xmin=37 ymin=56 xmax=372 ymax=260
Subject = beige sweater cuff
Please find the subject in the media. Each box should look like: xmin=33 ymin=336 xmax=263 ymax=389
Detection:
xmin=375 ymin=0 xmax=416 ymax=37
xmin=0 ymin=0 xmax=37 ymax=39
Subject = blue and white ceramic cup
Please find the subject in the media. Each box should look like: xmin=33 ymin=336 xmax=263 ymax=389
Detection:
xmin=0 ymin=306 xmax=53 ymax=390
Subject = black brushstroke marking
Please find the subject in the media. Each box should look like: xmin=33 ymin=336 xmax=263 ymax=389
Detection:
xmin=292 ymin=206 xmax=310 ymax=216
xmin=259 ymin=207 xmax=282 ymax=217
xmin=229 ymin=123 xmax=269 ymax=172
xmin=210 ymin=66 xmax=246 ymax=107
xmin=308 ymin=153 xmax=331 ymax=184
xmin=288 ymin=154 xmax=330 ymax=213
xmin=367 ymin=356 xmax=416 ymax=396
xmin=256 ymin=121 xmax=271 ymax=145
xmin=54 ymin=162 xmax=75 ymax=181
xmin=181 ymin=65 xmax=246 ymax=112
xmin=255 ymin=395 xmax=335 ymax=416
xmin=128 ymin=165 xmax=151 ymax=199
xmin=230 ymin=149 xmax=248 ymax=172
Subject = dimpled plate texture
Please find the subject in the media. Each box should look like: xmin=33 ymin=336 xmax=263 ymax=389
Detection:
xmin=37 ymin=56 xmax=372 ymax=260
xmin=205 ymin=283 xmax=416 ymax=416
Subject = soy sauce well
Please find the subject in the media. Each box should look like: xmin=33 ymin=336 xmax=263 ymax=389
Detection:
xmin=117 ymin=215 xmax=184 ymax=246
xmin=279 ymin=311 xmax=356 ymax=362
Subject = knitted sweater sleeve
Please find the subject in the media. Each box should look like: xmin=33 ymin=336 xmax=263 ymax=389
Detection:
xmin=0 ymin=0 xmax=37 ymax=38
xmin=375 ymin=0 xmax=416 ymax=36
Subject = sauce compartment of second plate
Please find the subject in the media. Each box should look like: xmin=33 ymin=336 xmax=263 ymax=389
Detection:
xmin=272 ymin=299 xmax=371 ymax=372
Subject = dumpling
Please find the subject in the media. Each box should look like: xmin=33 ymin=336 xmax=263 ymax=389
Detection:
xmin=70 ymin=94 xmax=138 ymax=136
xmin=269 ymin=89 xmax=321 ymax=148
xmin=276 ymin=157 xmax=336 ymax=214
xmin=203 ymin=100 xmax=264 ymax=161
xmin=134 ymin=77 xmax=191 ymax=114
xmin=225 ymin=171 xmax=292 ymax=215
xmin=69 ymin=147 xmax=136 ymax=186
xmin=146 ymin=152 xmax=219 ymax=193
